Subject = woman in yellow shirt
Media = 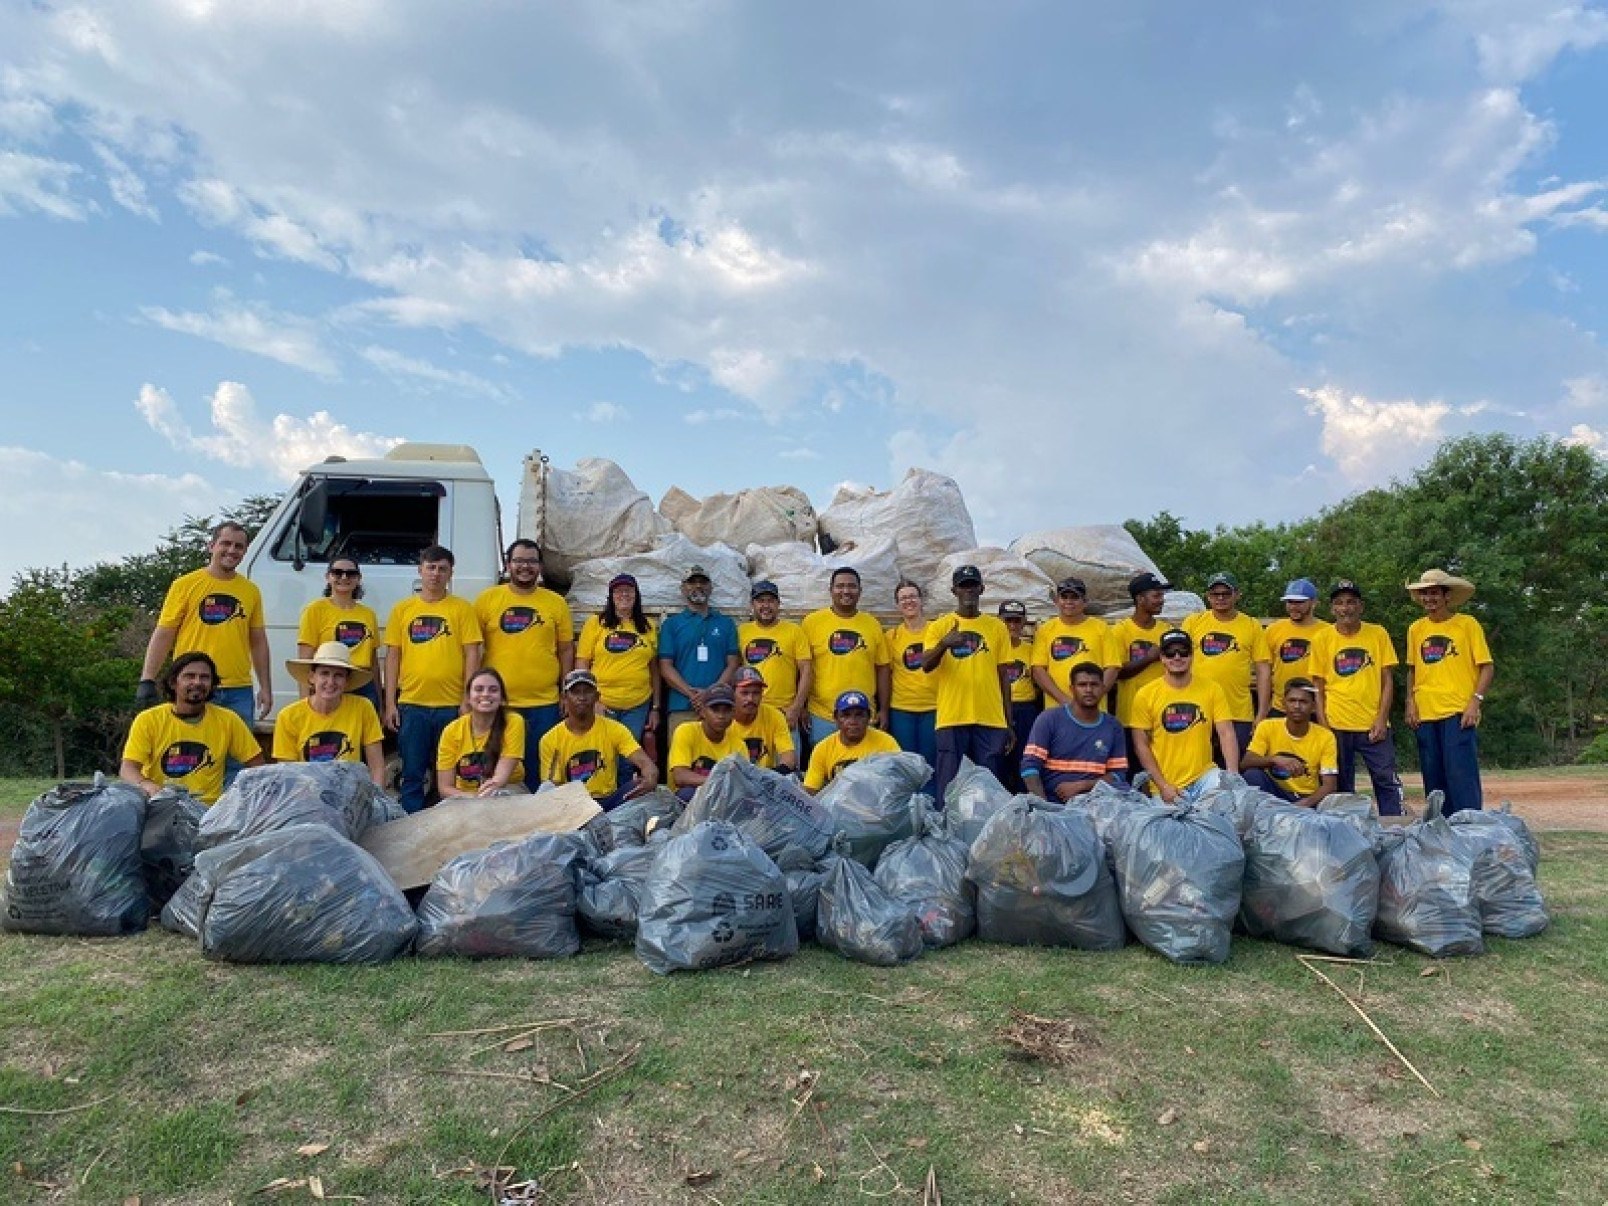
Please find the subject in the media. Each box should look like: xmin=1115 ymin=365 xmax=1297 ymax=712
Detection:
xmin=296 ymin=557 xmax=383 ymax=711
xmin=435 ymin=668 xmax=526 ymax=798
xmin=884 ymin=580 xmax=937 ymax=769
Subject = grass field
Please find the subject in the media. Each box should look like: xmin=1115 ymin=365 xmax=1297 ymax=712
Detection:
xmin=1 ymin=778 xmax=1604 ymax=1205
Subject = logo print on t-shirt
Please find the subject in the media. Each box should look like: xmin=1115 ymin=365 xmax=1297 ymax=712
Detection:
xmin=1004 ymin=660 xmax=1026 ymax=684
xmin=303 ymin=731 xmax=354 ymax=762
xmin=456 ymin=750 xmax=492 ymax=785
xmin=1160 ymin=702 xmax=1204 ymax=734
xmin=1199 ymin=632 xmax=1239 ymax=657
xmin=603 ymin=630 xmax=640 ymax=654
xmin=1129 ymin=640 xmax=1156 ymax=661
xmin=743 ymin=736 xmax=765 ymax=763
xmin=1269 ymin=751 xmax=1301 ymax=781
xmin=1420 ymin=635 xmax=1458 ymax=664
xmin=745 ymin=638 xmax=778 ymax=665
xmin=1051 ymin=635 xmax=1086 ymax=661
xmin=565 ymin=749 xmax=602 ymax=782
xmin=409 ymin=615 xmax=450 ymax=643
xmin=160 ymin=740 xmax=216 ymax=778
xmin=499 ymin=606 xmax=540 ymax=634
xmin=199 ymin=593 xmax=242 ymax=625
xmin=901 ymin=643 xmax=925 ymax=671
xmin=691 ymin=755 xmax=718 ymax=771
xmin=333 ymin=620 xmax=369 ymax=648
xmin=1278 ymin=638 xmax=1311 ymax=665
xmin=828 ymin=630 xmax=867 ymax=655
xmin=949 ymin=631 xmax=985 ymax=659
xmin=1334 ymin=647 xmax=1374 ymax=677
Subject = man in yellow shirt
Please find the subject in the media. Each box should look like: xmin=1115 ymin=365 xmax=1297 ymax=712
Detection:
xmin=476 ymin=539 xmax=574 ymax=791
xmin=1113 ymin=571 xmax=1171 ymax=737
xmin=730 ymin=667 xmax=798 ymax=772
xmin=1241 ymin=679 xmax=1339 ymax=808
xmin=539 ymin=669 xmax=658 ymax=809
xmin=667 ymin=682 xmax=747 ymax=799
xmin=803 ymin=690 xmax=901 ymax=793
xmin=384 ymin=545 xmax=484 ymax=813
xmin=998 ymin=599 xmax=1038 ymax=791
xmin=1309 ymin=579 xmax=1404 ymax=815
xmin=1184 ymin=571 xmax=1271 ymax=761
xmin=921 ymin=565 xmax=1012 ymax=801
xmin=1264 ymin=578 xmax=1330 ymax=713
xmin=1031 ymin=576 xmax=1118 ymax=709
xmin=1404 ymin=569 xmax=1494 ymax=815
xmin=801 ymin=566 xmax=891 ymax=746
xmin=121 ymin=652 xmax=264 ymax=804
xmin=1130 ymin=629 xmax=1239 ymax=803
xmin=739 ymin=580 xmax=813 ymax=743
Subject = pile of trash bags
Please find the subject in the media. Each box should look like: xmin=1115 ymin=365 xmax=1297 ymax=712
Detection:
xmin=1 ymin=755 xmax=1551 ymax=972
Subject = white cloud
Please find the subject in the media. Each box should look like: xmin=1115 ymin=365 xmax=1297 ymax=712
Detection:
xmin=1563 ymin=423 xmax=1606 ymax=454
xmin=0 ymin=150 xmax=87 ymax=220
xmin=778 ymin=446 xmax=820 ymax=461
xmin=91 ymin=142 xmax=158 ymax=220
xmin=579 ymin=400 xmax=625 ymax=423
xmin=684 ymin=407 xmax=747 ymax=425
xmin=140 ymin=301 xmax=339 ymax=376
xmin=1298 ymin=384 xmax=1453 ymax=483
xmin=189 ymin=248 xmax=227 ymax=266
xmin=0 ymin=445 xmax=219 ymax=589
xmin=359 ymin=344 xmax=512 ymax=402
xmin=1561 ymin=374 xmax=1607 ymax=410
xmin=135 ymin=381 xmax=403 ymax=480
xmin=1469 ymin=1 xmax=1608 ymax=83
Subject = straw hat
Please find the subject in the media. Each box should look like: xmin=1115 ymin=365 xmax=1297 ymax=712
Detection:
xmin=286 ymin=640 xmax=372 ymax=691
xmin=1404 ymin=568 xmax=1475 ymax=608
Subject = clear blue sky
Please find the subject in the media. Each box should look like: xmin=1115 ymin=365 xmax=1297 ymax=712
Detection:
xmin=2 ymin=2 xmax=1605 ymax=586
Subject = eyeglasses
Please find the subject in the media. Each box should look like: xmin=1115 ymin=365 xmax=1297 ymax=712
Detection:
xmin=329 ymin=568 xmax=361 ymax=579
xmin=1161 ymin=648 xmax=1192 ymax=659
xmin=508 ymin=557 xmax=541 ymax=566
xmin=1205 ymin=589 xmax=1234 ymax=598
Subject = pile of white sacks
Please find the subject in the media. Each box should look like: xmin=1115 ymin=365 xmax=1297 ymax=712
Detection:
xmin=527 ymin=458 xmax=1203 ymax=620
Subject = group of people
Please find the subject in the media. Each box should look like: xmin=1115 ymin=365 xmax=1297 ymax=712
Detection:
xmin=118 ymin=522 xmax=1495 ymax=819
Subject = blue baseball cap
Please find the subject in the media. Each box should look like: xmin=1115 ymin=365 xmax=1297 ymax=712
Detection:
xmin=1281 ymin=578 xmax=1318 ymax=602
xmin=834 ymin=690 xmax=872 ymax=714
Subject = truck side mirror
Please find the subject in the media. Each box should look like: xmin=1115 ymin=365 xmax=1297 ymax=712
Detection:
xmin=298 ymin=480 xmax=329 ymax=546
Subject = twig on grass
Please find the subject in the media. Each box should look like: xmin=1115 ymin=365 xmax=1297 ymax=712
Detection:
xmin=0 ymin=1094 xmax=114 ymax=1116
xmin=923 ymin=1164 xmax=942 ymax=1206
xmin=1296 ymin=955 xmax=1440 ymax=1098
xmin=462 ymin=1020 xmax=583 ymax=1061
xmin=425 ymin=1018 xmax=581 ymax=1039
xmin=855 ymin=1136 xmax=906 ymax=1199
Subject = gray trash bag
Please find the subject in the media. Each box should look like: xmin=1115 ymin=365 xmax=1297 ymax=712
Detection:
xmin=1077 ymin=779 xmax=1151 ymax=853
xmin=1448 ymin=825 xmax=1547 ymax=939
xmin=674 ymin=756 xmax=834 ymax=869
xmin=199 ymin=762 xmax=383 ymax=850
xmin=140 ymin=786 xmax=207 ymax=909
xmin=966 ymin=798 xmax=1124 ymax=950
xmin=416 ymin=833 xmax=586 ymax=959
xmin=814 ymin=752 xmax=932 ymax=867
xmin=366 ymin=790 xmax=406 ymax=830
xmin=636 ymin=821 xmax=799 ymax=974
xmin=1241 ymin=805 xmax=1380 ymax=956
xmin=1194 ymin=771 xmax=1280 ymax=839
xmin=874 ymin=798 xmax=975 ymax=947
xmin=1111 ymin=804 xmax=1245 ymax=965
xmin=817 ymin=853 xmax=925 ymax=966
xmin=578 ymin=843 xmax=662 ymax=940
xmin=2 ymin=775 xmax=149 ymax=936
xmin=785 ymin=864 xmax=828 ymax=941
xmin=174 ymin=824 xmax=416 ymax=963
xmin=1447 ymin=803 xmax=1540 ymax=875
xmin=945 ymin=757 xmax=1015 ymax=848
xmin=587 ymin=788 xmax=685 ymax=854
xmin=1374 ymin=815 xmax=1484 ymax=958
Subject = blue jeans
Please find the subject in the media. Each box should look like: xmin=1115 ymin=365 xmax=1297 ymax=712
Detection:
xmin=213 ymin=685 xmax=255 ymax=787
xmin=1335 ymin=729 xmax=1404 ymax=816
xmin=888 ymin=709 xmax=937 ymax=780
xmin=515 ymin=704 xmax=561 ymax=793
xmin=1415 ymin=715 xmax=1483 ymax=815
xmin=1005 ymin=701 xmax=1039 ymax=792
xmin=1242 ymin=767 xmax=1298 ymax=802
xmin=1213 ymin=720 xmax=1254 ymax=769
xmin=934 ymin=725 xmax=1008 ymax=805
xmin=605 ymin=701 xmax=652 ymax=792
xmin=398 ymin=704 xmax=458 ymax=813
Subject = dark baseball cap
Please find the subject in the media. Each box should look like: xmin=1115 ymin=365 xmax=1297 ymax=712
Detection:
xmin=1329 ymin=579 xmax=1363 ymax=600
xmin=1159 ymin=628 xmax=1192 ymax=653
xmin=703 ymin=683 xmax=735 ymax=707
xmin=1205 ymin=571 xmax=1239 ymax=591
xmin=1055 ymin=577 xmax=1088 ymax=597
xmin=607 ymin=573 xmax=638 ymax=591
xmin=684 ymin=565 xmax=711 ymax=583
xmin=952 ymin=564 xmax=983 ymax=587
xmin=732 ymin=666 xmax=766 ymax=687
xmin=561 ymin=669 xmax=598 ymax=692
xmin=834 ymin=690 xmax=872 ymax=714
xmin=750 ymin=579 xmax=779 ymax=599
xmin=998 ymin=600 xmax=1027 ymax=620
xmin=1129 ymin=571 xmax=1172 ymax=597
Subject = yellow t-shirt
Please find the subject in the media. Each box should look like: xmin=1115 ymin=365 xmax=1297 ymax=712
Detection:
xmin=295 ymin=598 xmax=381 ymax=672
xmin=730 ymin=704 xmax=797 ymax=769
xmin=385 ymin=594 xmax=483 ymax=707
xmin=884 ymin=623 xmax=938 ymax=712
xmin=123 ymin=704 xmax=260 ymax=804
xmin=668 ymin=722 xmax=749 ymax=775
xmin=1004 ymin=637 xmax=1037 ymax=704
xmin=738 ymin=619 xmax=811 ymax=711
xmin=1131 ymin=677 xmax=1232 ymax=794
xmin=1310 ymin=622 xmax=1400 ymax=732
xmin=436 ymin=711 xmax=527 ymax=793
xmin=576 ymin=616 xmax=658 ymax=711
xmin=922 ymin=613 xmax=1011 ymax=728
xmin=1264 ymin=618 xmax=1331 ymax=702
xmin=1111 ymin=617 xmax=1168 ymax=728
xmin=1183 ymin=610 xmax=1271 ymax=722
xmin=538 ymin=716 xmax=641 ymax=800
xmin=1407 ymin=613 xmax=1493 ymax=722
xmin=1031 ymin=616 xmax=1117 ymax=705
xmin=803 ymin=728 xmax=902 ymax=791
xmin=1248 ymin=718 xmax=1340 ymax=798
xmin=475 ymin=584 xmax=573 ymax=708
xmin=272 ymin=695 xmax=382 ymax=764
xmin=157 ymin=568 xmax=266 ymax=689
xmin=801 ymin=609 xmax=889 ymax=721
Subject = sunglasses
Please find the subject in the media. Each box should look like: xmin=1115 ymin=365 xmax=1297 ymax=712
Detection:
xmin=1161 ymin=647 xmax=1192 ymax=658
xmin=329 ymin=568 xmax=361 ymax=579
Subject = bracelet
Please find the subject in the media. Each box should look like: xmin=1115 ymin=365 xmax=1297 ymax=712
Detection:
xmin=1473 ymin=693 xmax=1484 ymax=702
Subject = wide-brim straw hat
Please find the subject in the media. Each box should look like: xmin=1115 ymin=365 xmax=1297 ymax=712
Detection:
xmin=286 ymin=640 xmax=372 ymax=691
xmin=1404 ymin=568 xmax=1475 ymax=608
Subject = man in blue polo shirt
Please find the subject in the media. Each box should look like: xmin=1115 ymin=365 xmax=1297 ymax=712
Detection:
xmin=1021 ymin=661 xmax=1129 ymax=801
xmin=657 ymin=563 xmax=741 ymax=742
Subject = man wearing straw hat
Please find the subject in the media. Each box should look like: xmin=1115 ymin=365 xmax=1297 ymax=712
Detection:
xmin=1404 ymin=568 xmax=1494 ymax=814
xmin=273 ymin=641 xmax=387 ymax=786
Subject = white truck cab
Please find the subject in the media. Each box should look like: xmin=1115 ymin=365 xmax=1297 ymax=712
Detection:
xmin=240 ymin=443 xmax=503 ymax=726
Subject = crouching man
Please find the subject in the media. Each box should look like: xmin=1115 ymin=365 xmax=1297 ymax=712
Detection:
xmin=121 ymin=651 xmax=264 ymax=805
xmin=1240 ymin=679 xmax=1339 ymax=808
xmin=539 ymin=669 xmax=658 ymax=810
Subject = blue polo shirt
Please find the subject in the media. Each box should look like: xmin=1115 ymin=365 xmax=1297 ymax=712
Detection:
xmin=658 ymin=607 xmax=740 ymax=711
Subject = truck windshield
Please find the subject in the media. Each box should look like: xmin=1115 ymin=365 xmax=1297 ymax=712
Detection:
xmin=271 ymin=478 xmax=446 ymax=565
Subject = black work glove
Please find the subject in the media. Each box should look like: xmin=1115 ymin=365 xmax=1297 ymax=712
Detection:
xmin=135 ymin=679 xmax=160 ymax=707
